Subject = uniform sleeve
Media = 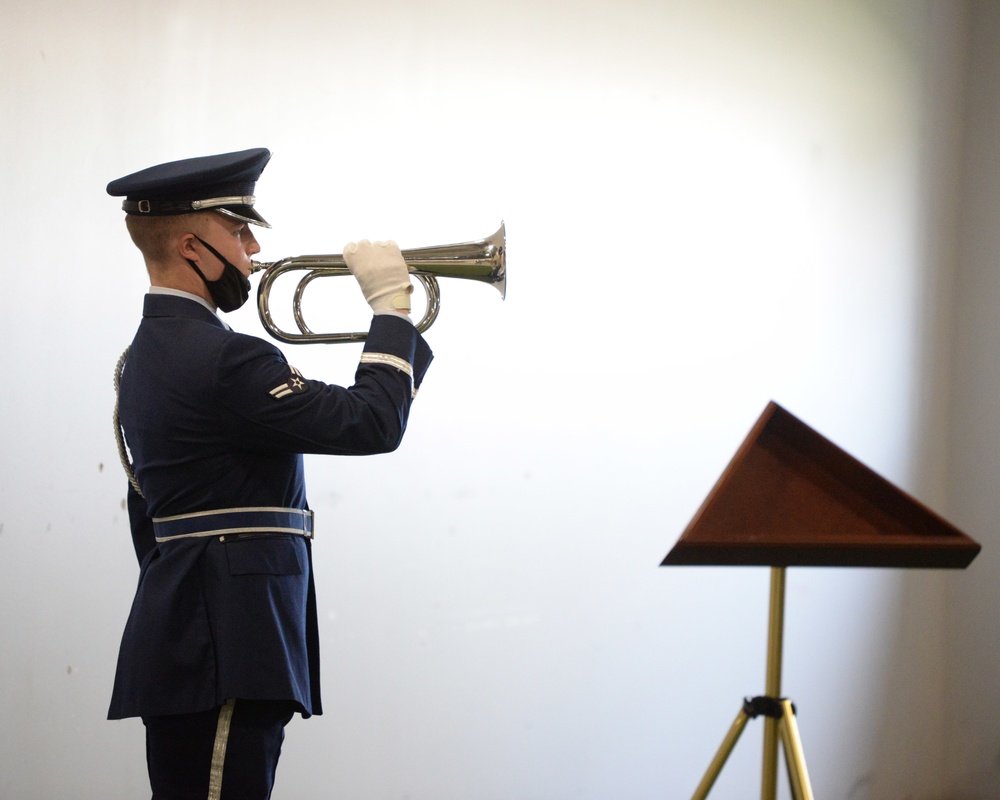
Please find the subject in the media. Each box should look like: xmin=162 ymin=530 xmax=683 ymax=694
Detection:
xmin=215 ymin=315 xmax=433 ymax=456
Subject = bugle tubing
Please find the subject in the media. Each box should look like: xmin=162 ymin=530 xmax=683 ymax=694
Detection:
xmin=251 ymin=222 xmax=506 ymax=344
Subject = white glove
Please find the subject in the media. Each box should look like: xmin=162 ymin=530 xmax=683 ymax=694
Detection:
xmin=342 ymin=239 xmax=413 ymax=316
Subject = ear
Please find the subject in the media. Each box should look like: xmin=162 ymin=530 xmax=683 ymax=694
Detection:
xmin=177 ymin=231 xmax=201 ymax=262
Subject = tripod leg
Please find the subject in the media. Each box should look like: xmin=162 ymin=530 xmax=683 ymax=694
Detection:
xmin=761 ymin=715 xmax=780 ymax=800
xmin=778 ymin=699 xmax=814 ymax=800
xmin=691 ymin=709 xmax=751 ymax=800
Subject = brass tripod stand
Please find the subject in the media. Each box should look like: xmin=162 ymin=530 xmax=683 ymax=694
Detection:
xmin=691 ymin=567 xmax=814 ymax=800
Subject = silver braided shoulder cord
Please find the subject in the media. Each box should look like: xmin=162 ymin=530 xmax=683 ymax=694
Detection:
xmin=113 ymin=347 xmax=144 ymax=499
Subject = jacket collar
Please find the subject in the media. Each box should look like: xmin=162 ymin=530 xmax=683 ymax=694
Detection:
xmin=142 ymin=292 xmax=227 ymax=329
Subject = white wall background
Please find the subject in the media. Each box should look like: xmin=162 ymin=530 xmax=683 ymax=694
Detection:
xmin=1 ymin=0 xmax=998 ymax=798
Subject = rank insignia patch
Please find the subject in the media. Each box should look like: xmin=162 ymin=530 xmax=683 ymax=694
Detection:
xmin=270 ymin=366 xmax=308 ymax=399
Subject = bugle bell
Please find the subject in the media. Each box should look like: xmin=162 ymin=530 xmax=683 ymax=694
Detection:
xmin=251 ymin=223 xmax=506 ymax=344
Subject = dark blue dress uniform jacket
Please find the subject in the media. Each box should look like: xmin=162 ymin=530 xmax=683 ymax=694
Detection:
xmin=109 ymin=293 xmax=431 ymax=720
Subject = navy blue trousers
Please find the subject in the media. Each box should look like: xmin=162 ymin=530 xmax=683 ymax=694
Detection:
xmin=143 ymin=700 xmax=297 ymax=800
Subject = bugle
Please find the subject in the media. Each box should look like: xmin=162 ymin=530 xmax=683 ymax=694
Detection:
xmin=251 ymin=223 xmax=506 ymax=344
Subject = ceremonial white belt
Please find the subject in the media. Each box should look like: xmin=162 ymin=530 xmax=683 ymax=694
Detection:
xmin=152 ymin=506 xmax=315 ymax=542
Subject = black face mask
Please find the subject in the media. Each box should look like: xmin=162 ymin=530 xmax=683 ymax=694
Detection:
xmin=186 ymin=236 xmax=251 ymax=312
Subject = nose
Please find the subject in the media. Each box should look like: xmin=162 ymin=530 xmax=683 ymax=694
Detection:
xmin=246 ymin=229 xmax=261 ymax=256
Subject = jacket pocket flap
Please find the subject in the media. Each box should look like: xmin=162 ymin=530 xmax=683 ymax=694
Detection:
xmin=225 ymin=537 xmax=303 ymax=576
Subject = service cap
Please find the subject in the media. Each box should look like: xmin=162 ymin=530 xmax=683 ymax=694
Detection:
xmin=107 ymin=147 xmax=272 ymax=228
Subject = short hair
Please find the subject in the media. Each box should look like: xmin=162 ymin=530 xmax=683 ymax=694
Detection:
xmin=124 ymin=213 xmax=206 ymax=270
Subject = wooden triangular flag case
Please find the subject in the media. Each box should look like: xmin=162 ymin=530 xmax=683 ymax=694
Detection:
xmin=662 ymin=401 xmax=980 ymax=568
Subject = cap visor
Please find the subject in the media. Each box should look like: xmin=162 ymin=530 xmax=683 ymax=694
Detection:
xmin=218 ymin=205 xmax=271 ymax=228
